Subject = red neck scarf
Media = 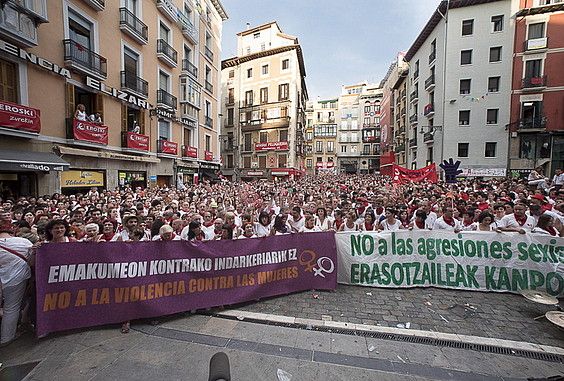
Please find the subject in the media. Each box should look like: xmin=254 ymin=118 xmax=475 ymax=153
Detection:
xmin=376 ymin=207 xmax=384 ymax=215
xmin=415 ymin=220 xmax=425 ymax=229
xmin=203 ymin=221 xmax=214 ymax=227
xmin=515 ymin=214 xmax=528 ymax=226
xmin=547 ymin=226 xmax=558 ymax=236
xmin=365 ymin=222 xmax=374 ymax=231
xmin=102 ymin=232 xmax=115 ymax=241
xmin=443 ymin=216 xmax=455 ymax=227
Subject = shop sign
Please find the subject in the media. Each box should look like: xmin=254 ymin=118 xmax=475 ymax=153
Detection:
xmin=183 ymin=145 xmax=198 ymax=158
xmin=177 ymin=167 xmax=196 ymax=174
xmin=247 ymin=171 xmax=264 ymax=176
xmin=125 ymin=131 xmax=150 ymax=151
xmin=86 ymin=77 xmax=150 ymax=109
xmin=0 ymin=39 xmax=71 ymax=79
xmin=155 ymin=107 xmax=176 ymax=120
xmin=316 ymin=161 xmax=335 ymax=169
xmin=61 ymin=170 xmax=104 ymax=188
xmin=255 ymin=141 xmax=289 ymax=151
xmin=204 ymin=150 xmax=213 ymax=161
xmin=158 ymin=140 xmax=178 ymax=155
xmin=181 ymin=117 xmax=197 ymax=128
xmin=72 ymin=119 xmax=108 ymax=145
xmin=459 ymin=168 xmax=507 ymax=177
xmin=0 ymin=100 xmax=41 ymax=133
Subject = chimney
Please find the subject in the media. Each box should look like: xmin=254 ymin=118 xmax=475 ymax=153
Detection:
xmin=246 ymin=22 xmax=250 ymax=30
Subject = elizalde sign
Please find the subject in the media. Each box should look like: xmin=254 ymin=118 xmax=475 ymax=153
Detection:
xmin=72 ymin=119 xmax=108 ymax=145
xmin=124 ymin=132 xmax=150 ymax=151
xmin=61 ymin=170 xmax=105 ymax=188
xmin=0 ymin=100 xmax=41 ymax=133
xmin=255 ymin=141 xmax=289 ymax=151
xmin=86 ymin=77 xmax=150 ymax=109
xmin=0 ymin=39 xmax=71 ymax=79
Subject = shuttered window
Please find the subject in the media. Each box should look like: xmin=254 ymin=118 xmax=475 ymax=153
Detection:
xmin=0 ymin=59 xmax=18 ymax=102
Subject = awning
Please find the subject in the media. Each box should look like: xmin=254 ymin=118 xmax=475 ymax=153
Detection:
xmin=201 ymin=169 xmax=220 ymax=181
xmin=0 ymin=150 xmax=69 ymax=172
xmin=56 ymin=145 xmax=160 ymax=163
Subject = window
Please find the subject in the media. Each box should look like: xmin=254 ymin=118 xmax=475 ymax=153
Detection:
xmin=491 ymin=15 xmax=503 ymax=32
xmin=279 ymin=129 xmax=288 ymax=141
xmin=258 ymin=156 xmax=266 ymax=168
xmin=227 ymin=155 xmax=233 ymax=168
xmin=205 ymin=135 xmax=211 ymax=151
xmin=227 ymin=108 xmax=234 ymax=126
xmin=158 ymin=120 xmax=171 ymax=140
xmin=260 ymin=87 xmax=268 ymax=104
xmin=459 ymin=110 xmax=470 ymax=125
xmin=489 ymin=47 xmax=502 ymax=62
xmin=306 ymin=159 xmax=312 ymax=168
xmin=364 ymin=117 xmax=370 ymax=126
xmin=459 ymin=79 xmax=471 ymax=95
xmin=278 ymin=154 xmax=287 ymax=167
xmin=461 ymin=50 xmax=472 ymax=65
xmin=327 ymin=141 xmax=334 ymax=152
xmin=243 ymin=156 xmax=251 ymax=168
xmin=341 ymin=145 xmax=347 ymax=153
xmin=528 ymin=22 xmax=545 ymax=39
xmin=244 ymin=133 xmax=251 ymax=151
xmin=247 ymin=68 xmax=252 ymax=78
xmin=485 ymin=142 xmax=497 ymax=158
xmin=278 ymin=83 xmax=289 ymax=101
xmin=282 ymin=59 xmax=289 ymax=70
xmin=488 ymin=77 xmax=500 ymax=92
xmin=427 ymin=147 xmax=433 ymax=164
xmin=253 ymin=32 xmax=260 ymax=39
xmin=525 ymin=59 xmax=542 ymax=78
xmin=487 ymin=109 xmax=499 ymax=124
xmin=122 ymin=105 xmax=144 ymax=133
xmin=260 ymin=131 xmax=268 ymax=143
xmin=69 ymin=10 xmax=93 ymax=50
xmin=245 ymin=90 xmax=253 ymax=106
xmin=205 ymin=100 xmax=211 ymax=118
xmin=227 ymin=88 xmax=234 ymax=104
xmin=159 ymin=23 xmax=170 ymax=42
xmin=159 ymin=71 xmax=169 ymax=91
xmin=228 ymin=70 xmax=234 ymax=78
xmin=462 ymin=19 xmax=474 ymax=36
xmin=364 ymin=105 xmax=371 ymax=113
xmin=0 ymin=59 xmax=18 ymax=102
xmin=261 ymin=64 xmax=268 ymax=75
xmin=316 ymin=141 xmax=323 ymax=153
xmin=458 ymin=143 xmax=469 ymax=157
xmin=184 ymin=128 xmax=192 ymax=147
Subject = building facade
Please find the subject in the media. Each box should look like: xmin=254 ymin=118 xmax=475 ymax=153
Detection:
xmin=0 ymin=0 xmax=227 ymax=196
xmin=404 ymin=0 xmax=518 ymax=176
xmin=359 ymin=85 xmax=383 ymax=174
xmin=220 ymin=22 xmax=307 ymax=181
xmin=337 ymin=83 xmax=365 ymax=174
xmin=306 ymin=98 xmax=338 ymax=174
xmin=508 ymin=0 xmax=564 ymax=178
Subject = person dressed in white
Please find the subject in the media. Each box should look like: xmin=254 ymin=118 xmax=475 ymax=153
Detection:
xmin=152 ymin=224 xmax=181 ymax=241
xmin=238 ymin=223 xmax=257 ymax=239
xmin=531 ymin=214 xmax=559 ymax=236
xmin=433 ymin=206 xmax=462 ymax=232
xmin=74 ymin=104 xmax=87 ymax=121
xmin=528 ymin=166 xmax=549 ymax=191
xmin=255 ymin=212 xmax=273 ymax=238
xmin=497 ymin=203 xmax=536 ymax=234
xmin=338 ymin=211 xmax=360 ymax=232
xmin=379 ymin=208 xmax=402 ymax=231
xmin=409 ymin=210 xmax=433 ymax=230
xmin=288 ymin=206 xmax=305 ymax=233
xmin=315 ymin=207 xmax=333 ymax=231
xmin=552 ymin=168 xmax=564 ymax=191
xmin=0 ymin=226 xmax=32 ymax=345
xmin=300 ymin=216 xmax=321 ymax=233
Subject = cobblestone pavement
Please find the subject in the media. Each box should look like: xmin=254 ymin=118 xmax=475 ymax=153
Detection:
xmin=224 ymin=285 xmax=564 ymax=348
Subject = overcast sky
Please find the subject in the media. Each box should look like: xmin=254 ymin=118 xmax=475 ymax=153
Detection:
xmin=220 ymin=0 xmax=442 ymax=99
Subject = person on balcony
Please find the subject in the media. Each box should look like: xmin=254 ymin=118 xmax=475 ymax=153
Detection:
xmin=74 ymin=104 xmax=87 ymax=121
xmin=89 ymin=113 xmax=103 ymax=125
xmin=131 ymin=121 xmax=140 ymax=134
xmin=528 ymin=166 xmax=549 ymax=191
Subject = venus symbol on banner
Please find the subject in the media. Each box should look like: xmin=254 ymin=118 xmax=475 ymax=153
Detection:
xmin=299 ymin=250 xmax=335 ymax=278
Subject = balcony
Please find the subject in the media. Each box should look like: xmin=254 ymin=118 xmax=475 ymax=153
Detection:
xmin=205 ymin=80 xmax=213 ymax=93
xmin=429 ymin=50 xmax=436 ymax=64
xmin=225 ymin=96 xmax=235 ymax=106
xmin=178 ymin=13 xmax=198 ymax=45
xmin=119 ymin=8 xmax=148 ymax=45
xmin=120 ymin=71 xmax=148 ymax=97
xmin=240 ymin=101 xmax=291 ymax=132
xmin=522 ymin=75 xmax=547 ymax=90
xmin=181 ymin=59 xmax=198 ymax=79
xmin=400 ymin=89 xmax=406 ymax=100
xmin=204 ymin=45 xmax=214 ymax=62
xmin=424 ymin=103 xmax=435 ymax=118
xmin=157 ymin=39 xmax=178 ymax=67
xmin=395 ymin=144 xmax=405 ymax=153
xmin=122 ymin=131 xmax=150 ymax=152
xmin=424 ymin=74 xmax=435 ymax=91
xmin=156 ymin=0 xmax=178 ymax=22
xmin=423 ymin=132 xmax=434 ymax=142
xmin=157 ymin=89 xmax=177 ymax=109
xmin=410 ymin=90 xmax=418 ymax=104
xmin=205 ymin=116 xmax=213 ymax=128
xmin=409 ymin=114 xmax=418 ymax=124
xmin=82 ymin=0 xmax=105 ymax=11
xmin=413 ymin=70 xmax=419 ymax=81
xmin=63 ymin=39 xmax=107 ymax=79
xmin=524 ymin=37 xmax=548 ymax=52
xmin=157 ymin=139 xmax=178 ymax=156
xmin=520 ymin=117 xmax=546 ymax=130
xmin=409 ymin=137 xmax=417 ymax=147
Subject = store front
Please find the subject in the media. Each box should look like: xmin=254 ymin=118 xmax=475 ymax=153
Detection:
xmin=60 ymin=169 xmax=105 ymax=195
xmin=240 ymin=169 xmax=267 ymax=181
xmin=118 ymin=171 xmax=146 ymax=189
xmin=176 ymin=160 xmax=198 ymax=188
xmin=200 ymin=161 xmax=221 ymax=183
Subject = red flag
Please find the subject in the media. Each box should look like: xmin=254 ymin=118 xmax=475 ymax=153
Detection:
xmin=392 ymin=163 xmax=438 ymax=184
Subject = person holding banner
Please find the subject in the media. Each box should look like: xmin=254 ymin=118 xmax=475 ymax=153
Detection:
xmin=477 ymin=212 xmax=496 ymax=232
xmin=433 ymin=206 xmax=462 ymax=232
xmin=408 ymin=210 xmax=432 ymax=230
xmin=379 ymin=208 xmax=402 ymax=231
xmin=300 ymin=215 xmax=321 ymax=233
xmin=497 ymin=203 xmax=536 ymax=234
xmin=45 ymin=219 xmax=76 ymax=243
xmin=360 ymin=210 xmax=377 ymax=231
xmin=532 ymin=214 xmax=558 ymax=236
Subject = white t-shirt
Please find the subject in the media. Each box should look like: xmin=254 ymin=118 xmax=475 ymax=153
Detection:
xmin=380 ymin=219 xmax=402 ymax=231
xmin=315 ymin=216 xmax=333 ymax=231
xmin=300 ymin=225 xmax=321 ymax=233
xmin=0 ymin=237 xmax=32 ymax=287
xmin=288 ymin=216 xmax=305 ymax=233
xmin=433 ymin=217 xmax=462 ymax=231
xmin=255 ymin=222 xmax=272 ymax=238
xmin=498 ymin=214 xmax=536 ymax=231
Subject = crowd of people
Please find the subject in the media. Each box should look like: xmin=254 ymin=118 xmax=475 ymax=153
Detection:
xmin=1 ymin=172 xmax=563 ymax=345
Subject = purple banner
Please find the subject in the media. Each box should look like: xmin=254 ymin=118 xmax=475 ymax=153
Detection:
xmin=35 ymin=232 xmax=337 ymax=337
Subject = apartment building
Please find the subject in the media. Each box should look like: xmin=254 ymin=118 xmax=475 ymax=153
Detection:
xmin=359 ymin=85 xmax=383 ymax=174
xmin=508 ymin=0 xmax=564 ymax=177
xmin=220 ymin=22 xmax=307 ymax=181
xmin=305 ymin=98 xmax=338 ymax=174
xmin=404 ymin=0 xmax=518 ymax=176
xmin=0 ymin=0 xmax=227 ymax=196
xmin=337 ymin=83 xmax=365 ymax=174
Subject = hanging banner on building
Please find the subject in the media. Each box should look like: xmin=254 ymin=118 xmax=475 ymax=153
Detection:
xmin=336 ymin=231 xmax=563 ymax=296
xmin=61 ymin=170 xmax=105 ymax=188
xmin=392 ymin=163 xmax=438 ymax=184
xmin=204 ymin=150 xmax=214 ymax=161
xmin=72 ymin=119 xmax=108 ymax=145
xmin=0 ymin=100 xmax=41 ymax=133
xmin=125 ymin=131 xmax=150 ymax=151
xmin=158 ymin=140 xmax=178 ymax=155
xmin=35 ymin=232 xmax=337 ymax=337
xmin=183 ymin=146 xmax=198 ymax=158
xmin=255 ymin=141 xmax=289 ymax=151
